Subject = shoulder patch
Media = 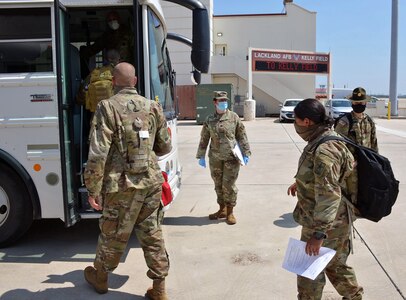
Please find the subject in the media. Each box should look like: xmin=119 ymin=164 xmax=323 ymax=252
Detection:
xmin=337 ymin=117 xmax=349 ymax=126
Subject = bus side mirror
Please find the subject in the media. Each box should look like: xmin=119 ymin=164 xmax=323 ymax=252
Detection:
xmin=164 ymin=0 xmax=210 ymax=73
xmin=191 ymin=69 xmax=201 ymax=85
xmin=191 ymin=8 xmax=210 ymax=73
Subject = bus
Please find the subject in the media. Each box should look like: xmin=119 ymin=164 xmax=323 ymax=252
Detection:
xmin=0 ymin=0 xmax=210 ymax=247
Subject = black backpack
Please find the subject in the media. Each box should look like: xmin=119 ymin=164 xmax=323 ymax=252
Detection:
xmin=315 ymin=135 xmax=399 ymax=222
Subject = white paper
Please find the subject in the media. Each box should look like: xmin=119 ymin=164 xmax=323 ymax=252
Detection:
xmin=232 ymin=143 xmax=245 ymax=166
xmin=282 ymin=238 xmax=336 ymax=280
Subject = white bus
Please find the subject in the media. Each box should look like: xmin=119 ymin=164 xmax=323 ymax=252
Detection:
xmin=0 ymin=0 xmax=210 ymax=247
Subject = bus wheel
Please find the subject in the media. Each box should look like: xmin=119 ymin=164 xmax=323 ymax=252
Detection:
xmin=0 ymin=162 xmax=33 ymax=248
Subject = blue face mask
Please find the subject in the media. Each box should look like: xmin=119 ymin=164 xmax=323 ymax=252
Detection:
xmin=216 ymin=101 xmax=228 ymax=111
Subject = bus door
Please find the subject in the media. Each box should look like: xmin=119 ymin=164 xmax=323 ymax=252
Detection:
xmin=54 ymin=0 xmax=80 ymax=226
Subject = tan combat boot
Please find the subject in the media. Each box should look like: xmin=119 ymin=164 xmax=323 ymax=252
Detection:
xmin=208 ymin=204 xmax=226 ymax=220
xmin=145 ymin=279 xmax=168 ymax=300
xmin=226 ymin=206 xmax=236 ymax=225
xmin=84 ymin=266 xmax=108 ymax=294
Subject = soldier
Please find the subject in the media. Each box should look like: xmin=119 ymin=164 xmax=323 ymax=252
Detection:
xmin=76 ymin=48 xmax=120 ymax=114
xmin=287 ymin=98 xmax=363 ymax=300
xmin=196 ymin=91 xmax=251 ymax=225
xmin=334 ymin=87 xmax=378 ymax=152
xmin=82 ymin=10 xmax=134 ymax=63
xmin=83 ymin=62 xmax=172 ymax=300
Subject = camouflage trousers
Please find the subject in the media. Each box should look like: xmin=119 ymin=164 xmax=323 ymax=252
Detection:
xmin=94 ymin=185 xmax=169 ymax=280
xmin=297 ymin=227 xmax=363 ymax=300
xmin=209 ymin=156 xmax=240 ymax=207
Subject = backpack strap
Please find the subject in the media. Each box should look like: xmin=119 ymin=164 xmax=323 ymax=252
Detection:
xmin=334 ymin=112 xmax=351 ymax=127
xmin=346 ymin=112 xmax=354 ymax=136
xmin=365 ymin=114 xmax=374 ymax=124
xmin=313 ymin=134 xmax=360 ymax=152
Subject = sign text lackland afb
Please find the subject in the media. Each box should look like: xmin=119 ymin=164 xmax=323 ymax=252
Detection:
xmin=252 ymin=50 xmax=330 ymax=74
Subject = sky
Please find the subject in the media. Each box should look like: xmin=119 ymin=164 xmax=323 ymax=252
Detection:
xmin=214 ymin=0 xmax=406 ymax=95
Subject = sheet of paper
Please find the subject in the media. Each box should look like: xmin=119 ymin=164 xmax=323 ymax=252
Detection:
xmin=282 ymin=237 xmax=336 ymax=280
xmin=232 ymin=143 xmax=245 ymax=166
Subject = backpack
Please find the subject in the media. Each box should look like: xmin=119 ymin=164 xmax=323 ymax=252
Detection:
xmin=86 ymin=65 xmax=114 ymax=112
xmin=109 ymin=96 xmax=152 ymax=175
xmin=315 ymin=135 xmax=399 ymax=222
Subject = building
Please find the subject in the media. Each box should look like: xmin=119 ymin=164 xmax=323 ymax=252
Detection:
xmin=163 ymin=0 xmax=317 ymax=117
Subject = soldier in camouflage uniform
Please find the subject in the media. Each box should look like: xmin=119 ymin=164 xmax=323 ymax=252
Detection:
xmin=82 ymin=11 xmax=134 ymax=63
xmin=196 ymin=91 xmax=251 ymax=225
xmin=76 ymin=48 xmax=120 ymax=113
xmin=83 ymin=62 xmax=172 ymax=300
xmin=334 ymin=87 xmax=378 ymax=152
xmin=287 ymin=99 xmax=363 ymax=300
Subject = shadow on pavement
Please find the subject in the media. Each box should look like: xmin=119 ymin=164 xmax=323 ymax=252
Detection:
xmin=0 ymin=219 xmax=139 ymax=264
xmin=0 ymin=270 xmax=144 ymax=300
xmin=273 ymin=213 xmax=299 ymax=228
xmin=164 ymin=215 xmax=222 ymax=226
xmin=177 ymin=120 xmax=198 ymax=126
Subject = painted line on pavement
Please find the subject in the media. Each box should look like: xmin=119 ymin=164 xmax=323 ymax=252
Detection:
xmin=376 ymin=125 xmax=406 ymax=138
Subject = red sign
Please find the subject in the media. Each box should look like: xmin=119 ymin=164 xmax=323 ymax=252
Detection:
xmin=252 ymin=50 xmax=329 ymax=74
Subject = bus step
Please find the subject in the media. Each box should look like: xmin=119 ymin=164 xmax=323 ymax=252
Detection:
xmin=78 ymin=186 xmax=92 ymax=211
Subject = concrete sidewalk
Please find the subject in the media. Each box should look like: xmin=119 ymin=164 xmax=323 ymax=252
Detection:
xmin=0 ymin=117 xmax=404 ymax=300
xmin=164 ymin=118 xmax=406 ymax=300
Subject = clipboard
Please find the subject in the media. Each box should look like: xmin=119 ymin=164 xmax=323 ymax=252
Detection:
xmin=232 ymin=143 xmax=246 ymax=166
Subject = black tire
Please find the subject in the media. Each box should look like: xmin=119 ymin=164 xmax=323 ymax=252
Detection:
xmin=0 ymin=162 xmax=33 ymax=248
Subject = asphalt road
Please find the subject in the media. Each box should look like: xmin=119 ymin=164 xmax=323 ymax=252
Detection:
xmin=0 ymin=117 xmax=405 ymax=300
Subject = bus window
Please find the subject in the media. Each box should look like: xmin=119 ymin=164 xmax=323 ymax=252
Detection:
xmin=0 ymin=8 xmax=52 ymax=73
xmin=147 ymin=9 xmax=175 ymax=117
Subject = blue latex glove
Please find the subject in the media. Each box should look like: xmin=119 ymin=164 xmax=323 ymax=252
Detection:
xmin=243 ymin=156 xmax=249 ymax=165
xmin=198 ymin=157 xmax=206 ymax=168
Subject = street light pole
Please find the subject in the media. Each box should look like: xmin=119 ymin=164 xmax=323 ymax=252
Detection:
xmin=389 ymin=0 xmax=399 ymax=116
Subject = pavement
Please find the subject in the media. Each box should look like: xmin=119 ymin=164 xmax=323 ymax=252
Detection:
xmin=0 ymin=117 xmax=405 ymax=300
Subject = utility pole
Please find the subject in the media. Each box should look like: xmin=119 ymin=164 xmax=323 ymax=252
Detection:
xmin=389 ymin=0 xmax=398 ymax=116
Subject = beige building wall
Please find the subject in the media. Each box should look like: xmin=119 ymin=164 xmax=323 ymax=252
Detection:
xmin=163 ymin=2 xmax=317 ymax=116
xmin=162 ymin=0 xmax=213 ymax=85
xmin=212 ymin=3 xmax=316 ymax=115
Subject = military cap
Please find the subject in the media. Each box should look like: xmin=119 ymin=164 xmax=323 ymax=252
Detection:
xmin=213 ymin=91 xmax=229 ymax=101
xmin=347 ymin=87 xmax=371 ymax=102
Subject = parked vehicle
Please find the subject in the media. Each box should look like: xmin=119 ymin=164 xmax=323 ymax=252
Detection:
xmin=325 ymin=99 xmax=352 ymax=119
xmin=279 ymin=99 xmax=303 ymax=122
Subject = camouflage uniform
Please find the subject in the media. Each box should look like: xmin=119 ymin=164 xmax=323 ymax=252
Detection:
xmin=84 ymin=87 xmax=172 ymax=279
xmin=294 ymin=129 xmax=363 ymax=300
xmin=83 ymin=25 xmax=134 ymax=63
xmin=335 ymin=111 xmax=378 ymax=152
xmin=196 ymin=109 xmax=251 ymax=207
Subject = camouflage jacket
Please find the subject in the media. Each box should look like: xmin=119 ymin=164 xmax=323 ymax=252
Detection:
xmin=196 ymin=110 xmax=251 ymax=160
xmin=84 ymin=88 xmax=171 ymax=197
xmin=86 ymin=26 xmax=134 ymax=63
xmin=335 ymin=112 xmax=378 ymax=152
xmin=293 ymin=129 xmax=356 ymax=235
